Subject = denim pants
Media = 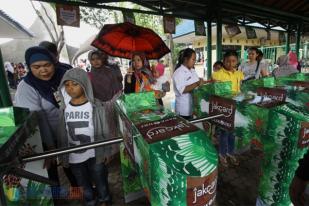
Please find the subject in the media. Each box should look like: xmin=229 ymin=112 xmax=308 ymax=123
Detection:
xmin=218 ymin=129 xmax=235 ymax=155
xmin=70 ymin=158 xmax=111 ymax=206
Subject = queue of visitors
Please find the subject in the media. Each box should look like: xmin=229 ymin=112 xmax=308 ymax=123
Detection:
xmin=3 ymin=40 xmax=306 ymax=206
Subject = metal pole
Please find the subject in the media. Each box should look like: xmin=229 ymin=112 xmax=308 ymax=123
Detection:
xmin=22 ymin=115 xmax=225 ymax=163
xmin=216 ymin=13 xmax=223 ymax=61
xmin=0 ymin=48 xmax=13 ymax=107
xmin=286 ymin=27 xmax=290 ymax=54
xmin=295 ymin=22 xmax=302 ymax=59
xmin=190 ymin=114 xmax=224 ymax=124
xmin=207 ymin=19 xmax=212 ymax=79
xmin=22 ymin=137 xmax=123 ymax=163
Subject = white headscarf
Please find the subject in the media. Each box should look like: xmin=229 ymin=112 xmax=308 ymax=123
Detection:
xmin=4 ymin=62 xmax=14 ymax=73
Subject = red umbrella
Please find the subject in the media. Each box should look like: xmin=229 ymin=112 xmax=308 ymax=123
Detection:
xmin=91 ymin=22 xmax=170 ymax=59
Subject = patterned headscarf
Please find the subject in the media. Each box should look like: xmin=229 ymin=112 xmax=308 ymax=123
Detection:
xmin=131 ymin=52 xmax=155 ymax=84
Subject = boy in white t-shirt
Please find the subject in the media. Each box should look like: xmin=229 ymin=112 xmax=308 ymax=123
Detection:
xmin=151 ymin=62 xmax=170 ymax=106
xmin=57 ymin=68 xmax=114 ymax=206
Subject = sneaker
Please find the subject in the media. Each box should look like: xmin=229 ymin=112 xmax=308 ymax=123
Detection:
xmin=227 ymin=154 xmax=239 ymax=166
xmin=219 ymin=155 xmax=228 ymax=167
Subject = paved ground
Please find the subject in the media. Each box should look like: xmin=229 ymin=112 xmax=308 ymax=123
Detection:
xmin=58 ymin=148 xmax=263 ymax=206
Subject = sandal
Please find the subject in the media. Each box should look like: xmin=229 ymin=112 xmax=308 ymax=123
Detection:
xmin=219 ymin=155 xmax=229 ymax=167
xmin=227 ymin=154 xmax=239 ymax=166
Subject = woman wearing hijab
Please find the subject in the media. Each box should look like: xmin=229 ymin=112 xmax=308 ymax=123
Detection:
xmin=4 ymin=61 xmax=16 ymax=89
xmin=124 ymin=52 xmax=155 ymax=93
xmin=88 ymin=50 xmax=123 ymax=157
xmin=273 ymin=55 xmax=299 ymax=77
xmin=14 ymin=46 xmax=77 ymax=200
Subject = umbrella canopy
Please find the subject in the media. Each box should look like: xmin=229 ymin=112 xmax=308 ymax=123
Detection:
xmin=0 ymin=10 xmax=34 ymax=39
xmin=91 ymin=22 xmax=170 ymax=59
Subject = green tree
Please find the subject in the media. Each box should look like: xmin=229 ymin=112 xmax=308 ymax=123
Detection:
xmin=80 ymin=7 xmax=117 ymax=29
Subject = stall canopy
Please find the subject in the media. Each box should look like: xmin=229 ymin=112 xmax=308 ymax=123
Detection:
xmin=34 ymin=0 xmax=309 ymax=33
xmin=0 ymin=10 xmax=34 ymax=39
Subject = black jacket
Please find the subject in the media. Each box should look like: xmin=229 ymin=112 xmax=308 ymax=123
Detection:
xmin=296 ymin=151 xmax=309 ymax=181
xmin=124 ymin=73 xmax=136 ymax=94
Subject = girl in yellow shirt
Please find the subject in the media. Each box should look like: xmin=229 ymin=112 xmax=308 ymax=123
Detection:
xmin=212 ymin=51 xmax=244 ymax=93
xmin=212 ymin=50 xmax=244 ymax=167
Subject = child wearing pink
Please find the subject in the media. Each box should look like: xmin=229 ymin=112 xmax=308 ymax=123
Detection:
xmin=151 ymin=63 xmax=169 ymax=106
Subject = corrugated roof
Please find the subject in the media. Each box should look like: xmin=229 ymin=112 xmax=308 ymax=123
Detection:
xmin=34 ymin=0 xmax=309 ymax=33
xmin=0 ymin=9 xmax=34 ymax=38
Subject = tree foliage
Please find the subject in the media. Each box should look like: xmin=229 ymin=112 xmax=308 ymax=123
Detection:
xmin=80 ymin=7 xmax=115 ymax=29
xmin=30 ymin=1 xmax=65 ymax=53
xmin=79 ymin=3 xmax=183 ymax=73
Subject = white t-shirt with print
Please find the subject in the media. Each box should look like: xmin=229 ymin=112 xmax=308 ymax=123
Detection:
xmin=172 ymin=64 xmax=199 ymax=116
xmin=64 ymin=101 xmax=95 ymax=164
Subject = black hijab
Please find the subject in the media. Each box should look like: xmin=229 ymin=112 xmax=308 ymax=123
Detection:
xmin=23 ymin=46 xmax=66 ymax=108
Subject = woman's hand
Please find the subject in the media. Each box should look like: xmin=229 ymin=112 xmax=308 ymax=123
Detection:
xmin=127 ymin=67 xmax=134 ymax=74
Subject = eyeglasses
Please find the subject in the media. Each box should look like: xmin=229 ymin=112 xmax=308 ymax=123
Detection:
xmin=31 ymin=62 xmax=53 ymax=70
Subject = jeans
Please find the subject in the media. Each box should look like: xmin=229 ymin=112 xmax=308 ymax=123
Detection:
xmin=218 ymin=129 xmax=235 ymax=155
xmin=70 ymin=158 xmax=110 ymax=206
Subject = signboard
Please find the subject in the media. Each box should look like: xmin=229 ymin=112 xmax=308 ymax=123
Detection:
xmin=298 ymin=122 xmax=309 ymax=148
xmin=279 ymin=31 xmax=285 ymax=44
xmin=260 ymin=37 xmax=267 ymax=46
xmin=289 ymin=81 xmax=309 ymax=88
xmin=186 ymin=169 xmax=217 ymax=206
xmin=122 ymin=11 xmax=135 ymax=24
xmin=136 ymin=116 xmax=198 ymax=144
xmin=257 ymin=87 xmax=287 ymax=103
xmin=266 ymin=29 xmax=271 ymax=40
xmin=225 ymin=25 xmax=241 ymax=38
xmin=195 ymin=20 xmax=206 ymax=36
xmin=209 ymin=96 xmax=236 ymax=130
xmin=118 ymin=114 xmax=135 ymax=160
xmin=163 ymin=16 xmax=176 ymax=34
xmin=245 ymin=27 xmax=257 ymax=39
xmin=56 ymin=4 xmax=80 ymax=27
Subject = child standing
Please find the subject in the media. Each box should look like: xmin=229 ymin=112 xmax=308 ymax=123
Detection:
xmin=151 ymin=62 xmax=170 ymax=106
xmin=212 ymin=50 xmax=244 ymax=167
xmin=57 ymin=68 xmax=113 ymax=206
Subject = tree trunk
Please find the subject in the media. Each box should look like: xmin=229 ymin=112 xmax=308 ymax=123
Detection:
xmin=30 ymin=1 xmax=56 ymax=43
xmin=57 ymin=27 xmax=65 ymax=54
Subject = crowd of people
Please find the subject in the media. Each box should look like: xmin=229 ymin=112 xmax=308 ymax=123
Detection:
xmin=5 ymin=40 xmax=307 ymax=206
xmin=4 ymin=61 xmax=27 ymax=89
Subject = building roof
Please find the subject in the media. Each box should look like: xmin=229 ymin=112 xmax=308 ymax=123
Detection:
xmin=0 ymin=9 xmax=34 ymax=39
xmin=35 ymin=0 xmax=309 ymax=33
